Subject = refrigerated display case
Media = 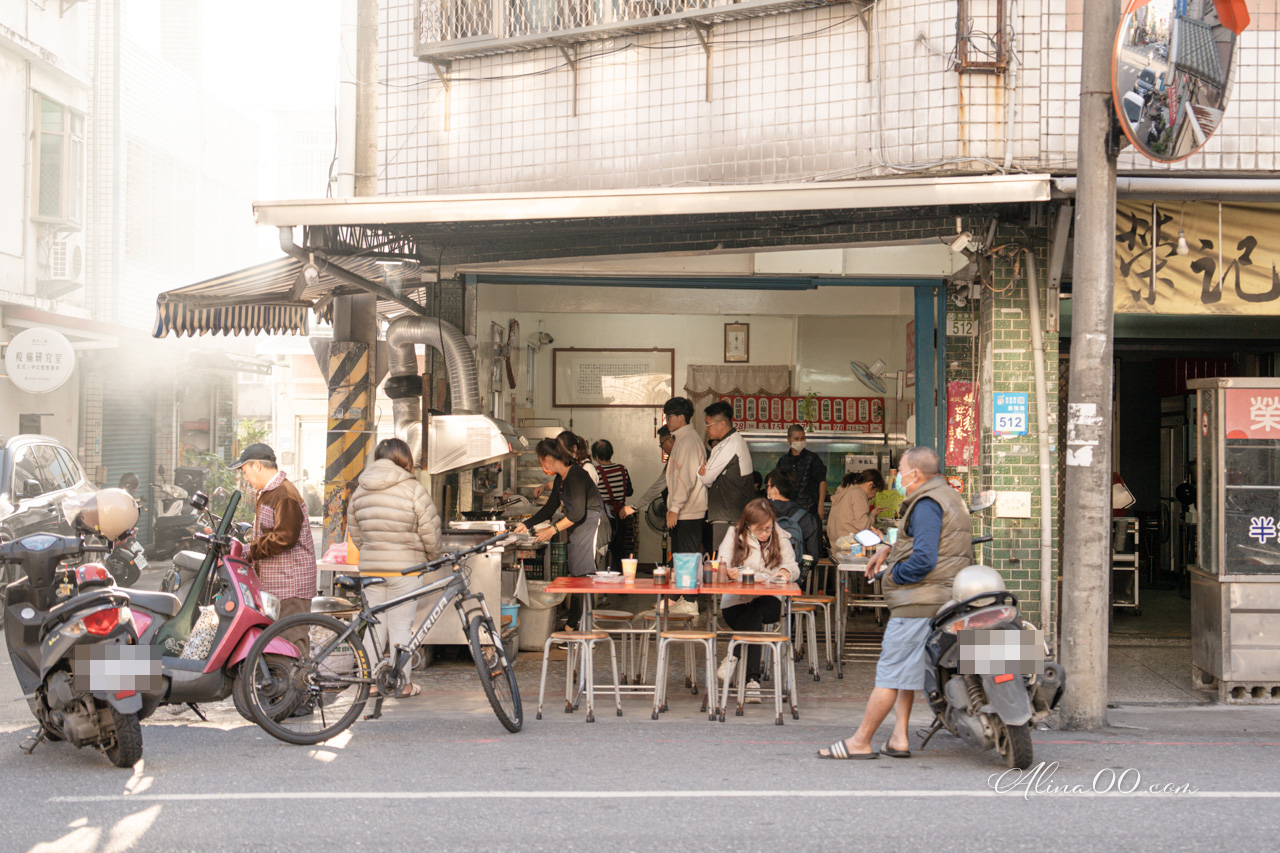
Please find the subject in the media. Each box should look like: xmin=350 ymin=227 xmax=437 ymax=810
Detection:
xmin=1187 ymin=378 xmax=1280 ymax=704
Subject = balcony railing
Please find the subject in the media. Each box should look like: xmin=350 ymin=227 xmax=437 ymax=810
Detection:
xmin=417 ymin=0 xmax=850 ymax=60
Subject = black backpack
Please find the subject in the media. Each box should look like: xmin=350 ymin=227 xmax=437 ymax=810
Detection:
xmin=775 ymin=508 xmax=808 ymax=585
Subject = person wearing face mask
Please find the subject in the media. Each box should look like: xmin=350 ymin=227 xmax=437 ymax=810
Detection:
xmin=698 ymin=400 xmax=755 ymax=554
xmin=775 ymin=424 xmax=828 ymax=520
xmin=819 ymin=446 xmax=973 ymax=760
xmin=515 ymin=437 xmax=610 ymax=630
xmin=715 ymin=498 xmax=800 ymax=696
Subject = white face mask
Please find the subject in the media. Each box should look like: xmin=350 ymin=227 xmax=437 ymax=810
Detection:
xmin=789 ymin=440 xmax=806 ymax=453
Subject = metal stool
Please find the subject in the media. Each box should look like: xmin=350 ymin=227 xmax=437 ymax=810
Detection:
xmin=535 ymin=630 xmax=623 ymax=723
xmin=592 ymin=609 xmax=640 ymax=684
xmin=718 ymin=633 xmax=798 ymax=725
xmin=635 ymin=610 xmax=697 ymax=685
xmin=795 ymin=594 xmax=836 ymax=671
xmin=789 ymin=604 xmax=821 ymax=681
xmin=650 ymin=629 xmax=719 ymax=721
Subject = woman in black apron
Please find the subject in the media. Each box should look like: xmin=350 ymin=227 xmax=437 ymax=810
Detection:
xmin=515 ymin=436 xmax=610 ymax=630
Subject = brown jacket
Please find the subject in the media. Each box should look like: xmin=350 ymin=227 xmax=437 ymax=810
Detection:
xmin=828 ymin=484 xmax=874 ymax=544
xmin=250 ymin=471 xmax=317 ymax=601
xmin=881 ymin=475 xmax=973 ymax=618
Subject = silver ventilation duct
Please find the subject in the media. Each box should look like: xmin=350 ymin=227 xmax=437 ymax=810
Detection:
xmin=383 ymin=315 xmax=524 ymax=473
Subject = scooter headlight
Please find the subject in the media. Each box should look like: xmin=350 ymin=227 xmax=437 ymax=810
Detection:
xmin=259 ymin=591 xmax=280 ymax=621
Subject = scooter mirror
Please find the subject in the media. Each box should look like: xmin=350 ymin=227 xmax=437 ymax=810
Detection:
xmin=969 ymin=490 xmax=997 ymax=513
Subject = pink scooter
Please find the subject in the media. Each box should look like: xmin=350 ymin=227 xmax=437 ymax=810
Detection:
xmin=122 ymin=489 xmax=299 ymax=722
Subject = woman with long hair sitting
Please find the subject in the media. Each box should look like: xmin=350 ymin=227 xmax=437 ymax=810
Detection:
xmin=715 ymin=498 xmax=799 ymax=697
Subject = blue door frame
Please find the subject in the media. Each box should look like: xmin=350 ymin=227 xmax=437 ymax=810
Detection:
xmin=468 ymin=273 xmax=948 ymax=458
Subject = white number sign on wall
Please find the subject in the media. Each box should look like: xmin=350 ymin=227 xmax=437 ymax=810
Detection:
xmin=947 ymin=315 xmax=977 ymax=337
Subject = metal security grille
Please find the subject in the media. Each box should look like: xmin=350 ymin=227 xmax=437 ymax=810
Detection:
xmin=101 ymin=384 xmax=157 ymax=547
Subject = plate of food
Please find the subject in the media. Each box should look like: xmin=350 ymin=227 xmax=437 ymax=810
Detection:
xmin=593 ymin=571 xmax=624 ymax=582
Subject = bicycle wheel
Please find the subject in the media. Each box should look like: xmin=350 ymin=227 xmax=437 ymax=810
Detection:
xmin=243 ymin=613 xmax=372 ymax=745
xmin=467 ymin=614 xmax=523 ymax=733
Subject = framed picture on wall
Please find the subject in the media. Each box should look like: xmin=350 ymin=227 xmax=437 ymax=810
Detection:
xmin=724 ymin=323 xmax=749 ymax=363
xmin=552 ymin=348 xmax=675 ymax=407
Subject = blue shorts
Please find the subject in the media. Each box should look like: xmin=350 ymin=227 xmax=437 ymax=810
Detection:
xmin=875 ymin=617 xmax=932 ymax=690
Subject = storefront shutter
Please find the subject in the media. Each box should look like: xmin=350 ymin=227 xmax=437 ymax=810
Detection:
xmin=100 ymin=383 xmax=157 ymax=546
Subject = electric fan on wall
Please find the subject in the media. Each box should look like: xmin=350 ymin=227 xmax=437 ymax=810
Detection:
xmin=850 ymin=359 xmax=890 ymax=395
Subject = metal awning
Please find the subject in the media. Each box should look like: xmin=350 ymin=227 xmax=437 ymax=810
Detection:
xmin=157 ymin=174 xmax=1051 ymax=338
xmin=154 ymin=255 xmax=432 ymax=338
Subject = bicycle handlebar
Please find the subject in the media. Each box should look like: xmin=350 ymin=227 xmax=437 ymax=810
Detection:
xmin=399 ymin=531 xmax=513 ymax=575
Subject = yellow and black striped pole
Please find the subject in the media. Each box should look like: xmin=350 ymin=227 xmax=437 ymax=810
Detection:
xmin=323 ymin=342 xmax=375 ymax=552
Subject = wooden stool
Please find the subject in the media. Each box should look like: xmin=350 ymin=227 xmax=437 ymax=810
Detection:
xmin=718 ymin=633 xmax=798 ymax=725
xmin=650 ymin=629 xmax=719 ymax=721
xmin=790 ymin=603 xmax=822 ymax=681
xmin=795 ymin=594 xmax=836 ymax=671
xmin=535 ymin=630 xmax=622 ymax=723
xmin=635 ymin=610 xmax=697 ymax=685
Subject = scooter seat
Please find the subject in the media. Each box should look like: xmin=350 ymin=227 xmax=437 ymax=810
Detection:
xmin=173 ymin=550 xmax=206 ymax=573
xmin=127 ymin=590 xmax=182 ymax=618
xmin=334 ymin=575 xmax=386 ymax=591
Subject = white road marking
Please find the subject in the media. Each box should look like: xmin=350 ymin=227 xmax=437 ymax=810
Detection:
xmin=48 ymin=789 xmax=1280 ymax=804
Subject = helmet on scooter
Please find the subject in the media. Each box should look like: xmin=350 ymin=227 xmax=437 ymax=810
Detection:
xmin=74 ymin=488 xmax=140 ymax=541
xmin=950 ymin=564 xmax=1007 ymax=604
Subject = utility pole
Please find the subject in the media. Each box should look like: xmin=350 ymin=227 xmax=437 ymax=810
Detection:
xmin=324 ymin=0 xmax=380 ymax=551
xmin=1059 ymin=0 xmax=1120 ymax=730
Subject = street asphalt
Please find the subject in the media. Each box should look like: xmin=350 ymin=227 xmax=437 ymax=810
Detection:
xmin=2 ymin=568 xmax=1279 ymax=852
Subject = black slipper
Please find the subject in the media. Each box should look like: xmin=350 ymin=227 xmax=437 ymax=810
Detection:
xmin=881 ymin=745 xmax=911 ymax=758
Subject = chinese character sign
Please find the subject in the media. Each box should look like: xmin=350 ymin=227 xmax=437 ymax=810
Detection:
xmin=4 ymin=327 xmax=76 ymax=394
xmin=720 ymin=395 xmax=884 ymax=434
xmin=946 ymin=381 xmax=979 ymax=468
xmin=1115 ymin=200 xmax=1280 ymax=315
xmin=1224 ymin=389 xmax=1280 ymax=439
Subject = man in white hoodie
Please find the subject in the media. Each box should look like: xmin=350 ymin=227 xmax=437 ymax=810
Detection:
xmin=699 ymin=400 xmax=755 ymax=553
xmin=662 ymin=396 xmax=707 ymax=554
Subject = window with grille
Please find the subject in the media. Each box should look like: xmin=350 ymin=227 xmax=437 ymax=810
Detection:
xmin=32 ymin=93 xmax=85 ymax=226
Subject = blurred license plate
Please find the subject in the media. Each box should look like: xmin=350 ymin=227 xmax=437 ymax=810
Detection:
xmin=74 ymin=645 xmax=162 ymax=693
xmin=957 ymin=629 xmax=1045 ymax=676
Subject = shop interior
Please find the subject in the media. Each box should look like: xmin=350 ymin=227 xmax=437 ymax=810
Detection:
xmin=476 ymin=280 xmax=922 ymax=564
xmin=1107 ymin=317 xmax=1280 ymax=639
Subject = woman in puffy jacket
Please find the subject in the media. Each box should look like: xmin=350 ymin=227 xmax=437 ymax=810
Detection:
xmin=346 ymin=437 xmax=442 ymax=697
xmin=827 ymin=469 xmax=886 ymax=547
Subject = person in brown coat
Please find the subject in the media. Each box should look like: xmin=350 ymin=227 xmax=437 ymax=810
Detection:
xmin=827 ymin=469 xmax=886 ymax=546
xmin=346 ymin=437 xmax=443 ymax=697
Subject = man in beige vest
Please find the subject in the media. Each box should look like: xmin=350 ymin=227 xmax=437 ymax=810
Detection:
xmin=818 ymin=446 xmax=973 ymax=760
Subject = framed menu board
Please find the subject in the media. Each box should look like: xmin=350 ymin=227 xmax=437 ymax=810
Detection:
xmin=553 ymin=348 xmax=675 ymax=408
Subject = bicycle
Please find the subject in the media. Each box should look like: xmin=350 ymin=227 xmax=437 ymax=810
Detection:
xmin=241 ymin=532 xmax=521 ymax=744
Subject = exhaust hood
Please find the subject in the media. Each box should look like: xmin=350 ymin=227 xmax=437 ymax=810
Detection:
xmin=426 ymin=414 xmax=527 ymax=474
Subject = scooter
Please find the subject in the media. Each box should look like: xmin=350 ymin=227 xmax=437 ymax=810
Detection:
xmin=2 ymin=491 xmax=155 ymax=768
xmin=150 ymin=466 xmax=202 ymax=561
xmin=854 ymin=491 xmax=1065 ymax=770
xmin=160 ymin=493 xmax=249 ymax=597
xmin=917 ymin=567 xmax=1065 ymax=769
xmin=122 ymin=489 xmax=299 ymax=722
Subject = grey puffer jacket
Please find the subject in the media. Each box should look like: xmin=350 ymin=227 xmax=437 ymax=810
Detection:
xmin=346 ymin=459 xmax=443 ymax=576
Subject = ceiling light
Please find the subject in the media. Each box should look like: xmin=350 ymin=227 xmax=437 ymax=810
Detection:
xmin=1176 ymin=229 xmax=1189 ymax=256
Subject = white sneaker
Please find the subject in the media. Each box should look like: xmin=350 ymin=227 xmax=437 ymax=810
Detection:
xmin=716 ymin=655 xmax=737 ymax=684
xmin=746 ymin=679 xmax=762 ymax=703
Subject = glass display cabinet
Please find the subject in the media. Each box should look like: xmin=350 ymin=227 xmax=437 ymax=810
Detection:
xmin=1187 ymin=378 xmax=1280 ymax=704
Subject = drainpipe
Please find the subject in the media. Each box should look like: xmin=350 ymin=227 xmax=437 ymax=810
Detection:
xmin=1002 ymin=0 xmax=1019 ymax=172
xmin=1024 ymin=249 xmax=1054 ymax=650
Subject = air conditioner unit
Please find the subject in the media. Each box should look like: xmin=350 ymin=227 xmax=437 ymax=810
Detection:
xmin=41 ymin=232 xmax=85 ymax=299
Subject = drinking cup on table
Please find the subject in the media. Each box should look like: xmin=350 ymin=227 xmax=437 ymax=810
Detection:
xmin=621 ymin=558 xmax=638 ymax=581
xmin=740 ymin=568 xmax=755 ymax=586
xmin=653 ymin=566 xmax=670 ymax=585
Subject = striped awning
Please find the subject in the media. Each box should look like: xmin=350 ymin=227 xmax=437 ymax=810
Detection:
xmin=153 ymin=256 xmax=426 ymax=338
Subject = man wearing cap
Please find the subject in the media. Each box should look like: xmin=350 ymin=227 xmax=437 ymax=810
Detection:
xmin=231 ymin=444 xmax=316 ymax=658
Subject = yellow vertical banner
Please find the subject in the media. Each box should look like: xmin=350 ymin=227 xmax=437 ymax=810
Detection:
xmin=324 ymin=342 xmax=374 ymax=555
xmin=1115 ymin=200 xmax=1280 ymax=315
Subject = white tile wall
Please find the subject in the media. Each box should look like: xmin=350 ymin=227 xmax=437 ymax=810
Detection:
xmin=379 ymin=0 xmax=1279 ymax=196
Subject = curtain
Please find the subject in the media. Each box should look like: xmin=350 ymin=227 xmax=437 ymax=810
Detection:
xmin=684 ymin=364 xmax=792 ymax=421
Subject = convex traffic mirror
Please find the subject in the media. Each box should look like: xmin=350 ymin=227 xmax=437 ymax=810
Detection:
xmin=1112 ymin=0 xmax=1245 ymax=162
